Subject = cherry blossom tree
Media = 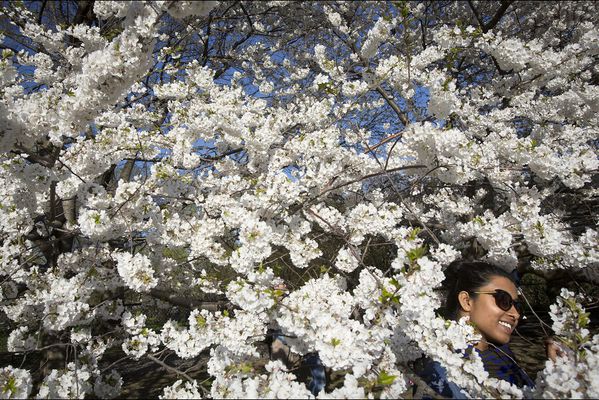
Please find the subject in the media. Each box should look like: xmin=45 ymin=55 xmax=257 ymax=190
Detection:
xmin=0 ymin=1 xmax=597 ymax=398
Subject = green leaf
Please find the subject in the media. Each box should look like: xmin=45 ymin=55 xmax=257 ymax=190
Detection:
xmin=407 ymin=227 xmax=422 ymax=241
xmin=530 ymin=138 xmax=538 ymax=149
xmin=317 ymin=82 xmax=339 ymax=95
xmin=473 ymin=216 xmax=485 ymax=225
xmin=534 ymin=221 xmax=545 ymax=237
xmin=377 ymin=370 xmax=397 ymax=386
xmin=3 ymin=376 xmax=17 ymax=395
xmin=401 ymin=6 xmax=409 ymax=19
xmin=406 ymin=245 xmax=427 ymax=264
xmin=578 ymin=312 xmax=590 ymax=328
xmin=239 ymin=364 xmax=253 ymax=373
xmin=2 ymin=49 xmax=14 ymax=60
xmin=318 ymin=82 xmax=329 ymax=91
xmin=257 ymin=262 xmax=266 ymax=273
xmin=379 ymin=287 xmax=400 ymax=305
xmin=247 ymin=230 xmax=260 ymax=241
xmin=225 ymin=362 xmax=253 ymax=374
xmin=162 ymin=247 xmax=189 ymax=262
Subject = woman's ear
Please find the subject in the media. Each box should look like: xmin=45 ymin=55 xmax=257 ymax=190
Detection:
xmin=458 ymin=290 xmax=472 ymax=312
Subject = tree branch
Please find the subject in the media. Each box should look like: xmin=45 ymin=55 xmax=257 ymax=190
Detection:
xmin=147 ymin=354 xmax=194 ymax=382
xmin=149 ymin=288 xmax=228 ymax=311
xmin=37 ymin=0 xmax=48 ymax=25
xmin=311 ymin=164 xmax=428 ymax=202
xmin=375 ymin=86 xmax=409 ymax=126
xmin=467 ymin=1 xmax=513 ymax=76
xmin=484 ymin=0 xmax=513 ymax=33
xmin=468 ymin=0 xmax=513 ymax=33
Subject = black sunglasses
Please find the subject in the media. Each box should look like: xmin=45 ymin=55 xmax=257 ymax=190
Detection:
xmin=472 ymin=289 xmax=524 ymax=315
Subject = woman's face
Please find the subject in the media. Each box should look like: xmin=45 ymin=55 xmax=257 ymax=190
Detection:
xmin=460 ymin=275 xmax=521 ymax=350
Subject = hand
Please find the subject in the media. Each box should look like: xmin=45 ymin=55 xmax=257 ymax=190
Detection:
xmin=545 ymin=337 xmax=566 ymax=362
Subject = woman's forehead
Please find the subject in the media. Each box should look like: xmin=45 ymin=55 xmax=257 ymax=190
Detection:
xmin=479 ymin=275 xmax=519 ymax=297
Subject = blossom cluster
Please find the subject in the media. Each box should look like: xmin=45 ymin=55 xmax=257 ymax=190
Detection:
xmin=533 ymin=290 xmax=599 ymax=398
xmin=0 ymin=1 xmax=597 ymax=398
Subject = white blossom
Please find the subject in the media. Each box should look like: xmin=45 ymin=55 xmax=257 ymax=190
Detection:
xmin=114 ymin=252 xmax=158 ymax=292
xmin=0 ymin=367 xmax=32 ymax=399
xmin=159 ymin=379 xmax=203 ymax=399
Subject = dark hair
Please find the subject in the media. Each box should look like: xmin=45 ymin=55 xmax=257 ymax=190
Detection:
xmin=441 ymin=260 xmax=516 ymax=320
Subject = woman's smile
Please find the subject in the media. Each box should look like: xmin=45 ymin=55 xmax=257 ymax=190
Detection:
xmin=498 ymin=320 xmax=514 ymax=333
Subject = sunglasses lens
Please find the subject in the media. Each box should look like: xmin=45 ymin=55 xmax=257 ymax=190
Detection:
xmin=494 ymin=290 xmax=524 ymax=315
xmin=494 ymin=290 xmax=512 ymax=311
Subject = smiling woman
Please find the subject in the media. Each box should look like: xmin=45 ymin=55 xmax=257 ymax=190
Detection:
xmin=457 ymin=273 xmax=522 ymax=350
xmin=415 ymin=261 xmax=538 ymax=398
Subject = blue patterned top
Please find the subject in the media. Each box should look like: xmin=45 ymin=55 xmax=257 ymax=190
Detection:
xmin=415 ymin=344 xmax=534 ymax=398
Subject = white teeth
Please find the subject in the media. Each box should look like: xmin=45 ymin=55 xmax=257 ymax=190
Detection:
xmin=498 ymin=321 xmax=512 ymax=329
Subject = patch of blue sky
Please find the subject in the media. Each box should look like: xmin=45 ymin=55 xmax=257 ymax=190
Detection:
xmin=413 ymin=86 xmax=430 ymax=110
xmin=1 ymin=32 xmax=45 ymax=94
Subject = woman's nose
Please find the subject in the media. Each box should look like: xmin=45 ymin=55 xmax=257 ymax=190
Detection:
xmin=507 ymin=305 xmax=520 ymax=321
